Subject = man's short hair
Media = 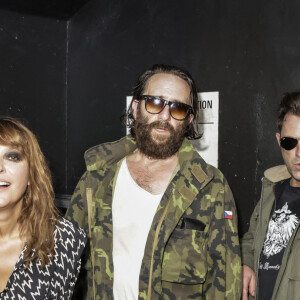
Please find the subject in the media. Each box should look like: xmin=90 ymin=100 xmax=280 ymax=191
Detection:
xmin=278 ymin=90 xmax=300 ymax=132
xmin=121 ymin=64 xmax=202 ymax=140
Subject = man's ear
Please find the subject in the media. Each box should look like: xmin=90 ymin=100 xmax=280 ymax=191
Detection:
xmin=132 ymin=100 xmax=139 ymax=119
xmin=276 ymin=132 xmax=281 ymax=147
xmin=187 ymin=113 xmax=194 ymax=125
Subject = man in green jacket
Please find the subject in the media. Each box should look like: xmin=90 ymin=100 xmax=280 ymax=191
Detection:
xmin=66 ymin=64 xmax=241 ymax=300
xmin=242 ymin=91 xmax=300 ymax=300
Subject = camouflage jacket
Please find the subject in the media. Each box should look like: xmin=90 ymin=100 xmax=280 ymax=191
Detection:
xmin=66 ymin=136 xmax=241 ymax=300
xmin=241 ymin=165 xmax=300 ymax=300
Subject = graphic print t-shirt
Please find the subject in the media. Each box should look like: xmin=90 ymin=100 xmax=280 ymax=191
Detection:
xmin=258 ymin=180 xmax=300 ymax=300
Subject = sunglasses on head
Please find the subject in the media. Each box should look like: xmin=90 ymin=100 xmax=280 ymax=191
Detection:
xmin=280 ymin=137 xmax=300 ymax=150
xmin=137 ymin=95 xmax=193 ymax=121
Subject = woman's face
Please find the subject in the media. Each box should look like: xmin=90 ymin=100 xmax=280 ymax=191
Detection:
xmin=0 ymin=145 xmax=30 ymax=209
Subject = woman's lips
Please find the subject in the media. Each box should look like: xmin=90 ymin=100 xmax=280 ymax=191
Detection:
xmin=0 ymin=181 xmax=10 ymax=190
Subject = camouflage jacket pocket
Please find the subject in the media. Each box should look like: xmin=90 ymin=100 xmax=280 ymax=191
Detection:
xmin=162 ymin=227 xmax=208 ymax=284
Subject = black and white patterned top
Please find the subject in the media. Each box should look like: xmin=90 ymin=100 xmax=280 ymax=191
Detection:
xmin=0 ymin=217 xmax=87 ymax=300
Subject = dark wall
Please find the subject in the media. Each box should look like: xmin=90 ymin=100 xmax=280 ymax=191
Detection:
xmin=0 ymin=10 xmax=67 ymax=193
xmin=2 ymin=0 xmax=300 ymax=235
xmin=67 ymin=0 xmax=299 ymax=234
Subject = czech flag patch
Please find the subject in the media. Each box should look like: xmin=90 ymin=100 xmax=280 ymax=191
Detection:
xmin=224 ymin=211 xmax=233 ymax=219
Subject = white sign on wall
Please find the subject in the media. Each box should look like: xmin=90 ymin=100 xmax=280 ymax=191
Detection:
xmin=126 ymin=91 xmax=219 ymax=167
xmin=191 ymin=92 xmax=219 ymax=168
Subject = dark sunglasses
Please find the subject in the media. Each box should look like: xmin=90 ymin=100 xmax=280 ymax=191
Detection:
xmin=137 ymin=95 xmax=193 ymax=121
xmin=280 ymin=137 xmax=300 ymax=150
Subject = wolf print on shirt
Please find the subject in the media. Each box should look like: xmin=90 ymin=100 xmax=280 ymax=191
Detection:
xmin=263 ymin=202 xmax=299 ymax=258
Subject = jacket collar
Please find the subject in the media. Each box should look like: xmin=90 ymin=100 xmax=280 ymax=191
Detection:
xmin=264 ymin=164 xmax=291 ymax=183
xmin=84 ymin=135 xmax=213 ymax=183
xmin=84 ymin=135 xmax=136 ymax=171
xmin=176 ymin=139 xmax=213 ymax=208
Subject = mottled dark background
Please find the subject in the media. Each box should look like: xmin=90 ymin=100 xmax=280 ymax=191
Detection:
xmin=0 ymin=0 xmax=296 ymax=237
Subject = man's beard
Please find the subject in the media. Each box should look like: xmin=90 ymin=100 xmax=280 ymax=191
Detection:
xmin=134 ymin=110 xmax=187 ymax=159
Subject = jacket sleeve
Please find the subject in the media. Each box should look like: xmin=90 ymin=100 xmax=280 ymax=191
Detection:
xmin=205 ymin=177 xmax=242 ymax=300
xmin=241 ymin=200 xmax=261 ymax=270
xmin=65 ymin=171 xmax=98 ymax=299
xmin=65 ymin=171 xmax=89 ymax=232
xmin=222 ymin=179 xmax=242 ymax=299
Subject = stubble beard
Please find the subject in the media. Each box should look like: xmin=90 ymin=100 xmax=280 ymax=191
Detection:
xmin=134 ymin=109 xmax=187 ymax=159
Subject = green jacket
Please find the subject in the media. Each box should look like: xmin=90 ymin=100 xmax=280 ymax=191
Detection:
xmin=66 ymin=136 xmax=241 ymax=300
xmin=241 ymin=165 xmax=300 ymax=300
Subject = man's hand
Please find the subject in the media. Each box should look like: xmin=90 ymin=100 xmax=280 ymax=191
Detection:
xmin=242 ymin=265 xmax=256 ymax=300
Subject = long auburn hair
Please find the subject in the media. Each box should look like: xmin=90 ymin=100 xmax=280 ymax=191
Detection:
xmin=0 ymin=117 xmax=59 ymax=267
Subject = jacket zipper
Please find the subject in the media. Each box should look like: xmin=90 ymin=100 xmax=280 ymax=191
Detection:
xmin=147 ymin=193 xmax=173 ymax=300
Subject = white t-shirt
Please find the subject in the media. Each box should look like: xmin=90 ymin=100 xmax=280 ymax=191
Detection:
xmin=112 ymin=159 xmax=162 ymax=300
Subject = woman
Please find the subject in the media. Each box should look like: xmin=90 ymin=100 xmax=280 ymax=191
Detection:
xmin=0 ymin=117 xmax=86 ymax=299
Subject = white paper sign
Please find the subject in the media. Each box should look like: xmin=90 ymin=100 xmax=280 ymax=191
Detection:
xmin=191 ymin=92 xmax=219 ymax=167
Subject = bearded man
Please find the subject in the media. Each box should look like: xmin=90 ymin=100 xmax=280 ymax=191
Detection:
xmin=66 ymin=64 xmax=241 ymax=300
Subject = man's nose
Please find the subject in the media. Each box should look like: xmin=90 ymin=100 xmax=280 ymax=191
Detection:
xmin=158 ymin=104 xmax=171 ymax=121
